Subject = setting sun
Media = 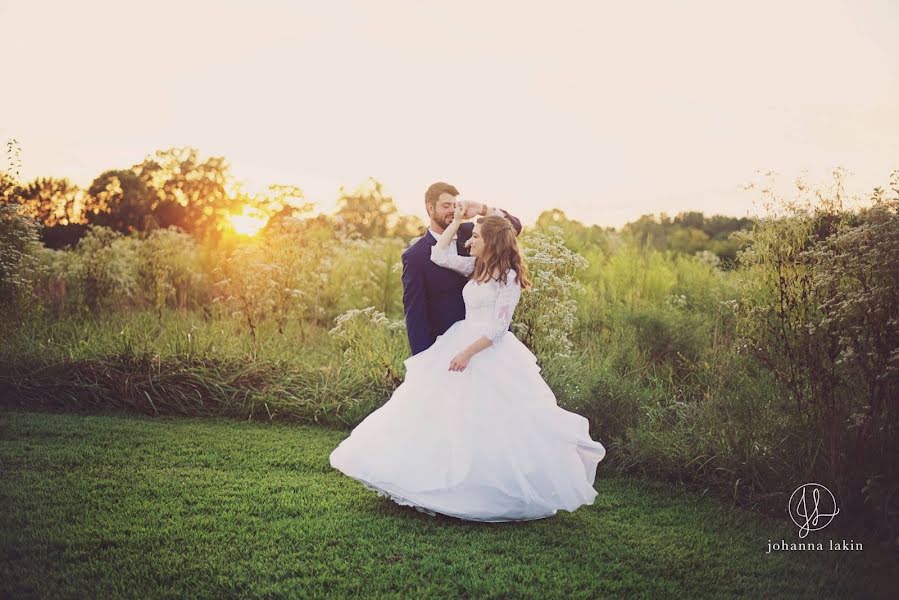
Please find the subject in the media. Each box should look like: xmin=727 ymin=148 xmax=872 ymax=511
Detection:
xmin=229 ymin=207 xmax=267 ymax=236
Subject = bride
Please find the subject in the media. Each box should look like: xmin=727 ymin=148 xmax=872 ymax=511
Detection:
xmin=329 ymin=201 xmax=606 ymax=522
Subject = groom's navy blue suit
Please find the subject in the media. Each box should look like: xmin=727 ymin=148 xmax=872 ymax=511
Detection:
xmin=401 ymin=212 xmax=523 ymax=356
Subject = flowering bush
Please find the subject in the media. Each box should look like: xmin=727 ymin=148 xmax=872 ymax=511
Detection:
xmin=515 ymin=227 xmax=589 ymax=359
xmin=0 ymin=202 xmax=42 ymax=313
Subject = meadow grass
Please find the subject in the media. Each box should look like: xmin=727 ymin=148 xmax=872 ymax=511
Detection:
xmin=1 ymin=408 xmax=895 ymax=599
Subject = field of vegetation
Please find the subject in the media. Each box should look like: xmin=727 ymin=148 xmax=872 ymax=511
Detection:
xmin=2 ymin=146 xmax=897 ymax=546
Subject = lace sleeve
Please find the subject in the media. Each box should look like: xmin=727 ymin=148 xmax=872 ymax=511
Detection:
xmin=480 ymin=270 xmax=522 ymax=344
xmin=430 ymin=243 xmax=475 ymax=277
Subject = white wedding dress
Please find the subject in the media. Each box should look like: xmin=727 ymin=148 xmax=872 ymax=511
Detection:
xmin=329 ymin=242 xmax=606 ymax=522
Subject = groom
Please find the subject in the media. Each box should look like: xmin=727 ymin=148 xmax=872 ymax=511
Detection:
xmin=401 ymin=182 xmax=523 ymax=356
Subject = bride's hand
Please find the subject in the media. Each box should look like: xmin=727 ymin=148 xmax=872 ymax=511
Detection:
xmin=448 ymin=351 xmax=471 ymax=372
xmin=452 ymin=200 xmax=467 ymax=223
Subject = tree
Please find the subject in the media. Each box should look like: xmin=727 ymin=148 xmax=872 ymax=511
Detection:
xmin=87 ymin=170 xmax=155 ymax=234
xmin=13 ymin=177 xmax=86 ymax=226
xmin=534 ymin=209 xmax=609 ymax=253
xmin=1 ymin=175 xmax=94 ymax=248
xmin=703 ymin=214 xmax=755 ymax=240
xmin=335 ymin=178 xmax=411 ymax=239
xmin=621 ymin=211 xmax=754 ymax=266
xmin=253 ymin=184 xmax=315 ymax=233
xmin=0 ymin=170 xmax=16 ymax=203
xmin=623 ymin=214 xmax=669 ymax=249
xmin=673 ymin=211 xmax=705 ymax=230
xmin=668 ymin=226 xmax=710 ymax=254
xmin=132 ymin=147 xmax=236 ymax=241
xmin=392 ymin=214 xmax=425 ymax=239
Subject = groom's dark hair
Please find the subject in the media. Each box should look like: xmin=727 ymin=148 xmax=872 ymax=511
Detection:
xmin=425 ymin=182 xmax=460 ymax=209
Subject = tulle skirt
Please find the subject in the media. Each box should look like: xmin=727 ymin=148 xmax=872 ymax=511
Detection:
xmin=329 ymin=318 xmax=607 ymax=522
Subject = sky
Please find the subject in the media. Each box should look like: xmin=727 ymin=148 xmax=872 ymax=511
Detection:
xmin=1 ymin=0 xmax=897 ymax=227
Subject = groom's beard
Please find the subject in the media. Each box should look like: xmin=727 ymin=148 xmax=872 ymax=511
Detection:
xmin=432 ymin=215 xmax=454 ymax=233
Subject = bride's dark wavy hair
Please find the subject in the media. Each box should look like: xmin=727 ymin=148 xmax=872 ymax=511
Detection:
xmin=472 ymin=215 xmax=532 ymax=289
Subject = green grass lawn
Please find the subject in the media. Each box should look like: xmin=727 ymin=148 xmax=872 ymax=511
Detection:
xmin=1 ymin=408 xmax=895 ymax=599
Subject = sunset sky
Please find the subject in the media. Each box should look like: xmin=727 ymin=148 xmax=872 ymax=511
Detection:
xmin=2 ymin=0 xmax=897 ymax=227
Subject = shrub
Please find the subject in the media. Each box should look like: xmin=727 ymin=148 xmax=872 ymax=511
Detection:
xmin=137 ymin=228 xmax=206 ymax=315
xmin=0 ymin=202 xmax=42 ymax=315
xmin=71 ymin=226 xmax=141 ymax=312
xmin=515 ymin=227 xmax=588 ymax=359
xmin=731 ymin=170 xmax=899 ymax=533
xmin=212 ymin=220 xmax=337 ymax=344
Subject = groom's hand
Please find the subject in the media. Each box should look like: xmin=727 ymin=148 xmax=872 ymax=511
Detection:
xmin=461 ymin=200 xmax=484 ymax=219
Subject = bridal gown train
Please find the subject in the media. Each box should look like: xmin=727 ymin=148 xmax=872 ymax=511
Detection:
xmin=329 ymin=242 xmax=606 ymax=522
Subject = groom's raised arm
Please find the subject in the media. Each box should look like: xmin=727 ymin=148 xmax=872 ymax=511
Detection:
xmin=493 ymin=208 xmax=522 ymax=236
xmin=401 ymin=251 xmax=434 ymax=356
xmin=469 ymin=202 xmax=522 ymax=236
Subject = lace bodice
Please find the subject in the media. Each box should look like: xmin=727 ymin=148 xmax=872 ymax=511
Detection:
xmin=430 ymin=244 xmax=522 ymax=345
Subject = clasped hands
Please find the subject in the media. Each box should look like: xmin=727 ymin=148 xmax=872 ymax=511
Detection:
xmin=454 ymin=199 xmax=485 ymax=221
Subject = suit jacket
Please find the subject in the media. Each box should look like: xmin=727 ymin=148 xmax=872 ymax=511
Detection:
xmin=401 ymin=212 xmax=522 ymax=355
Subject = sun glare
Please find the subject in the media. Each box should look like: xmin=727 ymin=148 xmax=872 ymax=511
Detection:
xmin=229 ymin=207 xmax=267 ymax=236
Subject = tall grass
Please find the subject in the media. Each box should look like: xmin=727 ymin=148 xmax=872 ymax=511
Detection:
xmin=0 ymin=309 xmax=401 ymax=428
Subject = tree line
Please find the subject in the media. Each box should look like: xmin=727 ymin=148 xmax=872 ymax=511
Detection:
xmin=2 ymin=144 xmax=754 ymax=265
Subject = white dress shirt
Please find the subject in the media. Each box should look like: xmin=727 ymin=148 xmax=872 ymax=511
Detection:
xmin=428 ymin=227 xmax=457 ymax=242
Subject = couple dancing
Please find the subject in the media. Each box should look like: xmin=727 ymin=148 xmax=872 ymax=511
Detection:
xmin=329 ymin=182 xmax=606 ymax=522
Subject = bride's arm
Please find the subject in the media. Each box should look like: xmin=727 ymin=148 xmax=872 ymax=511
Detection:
xmin=448 ymin=271 xmax=522 ymax=371
xmin=464 ymin=202 xmax=523 ymax=236
xmin=431 ymin=201 xmax=476 ymax=276
xmin=434 ymin=201 xmax=465 ymax=250
xmin=448 ymin=336 xmax=493 ymax=371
